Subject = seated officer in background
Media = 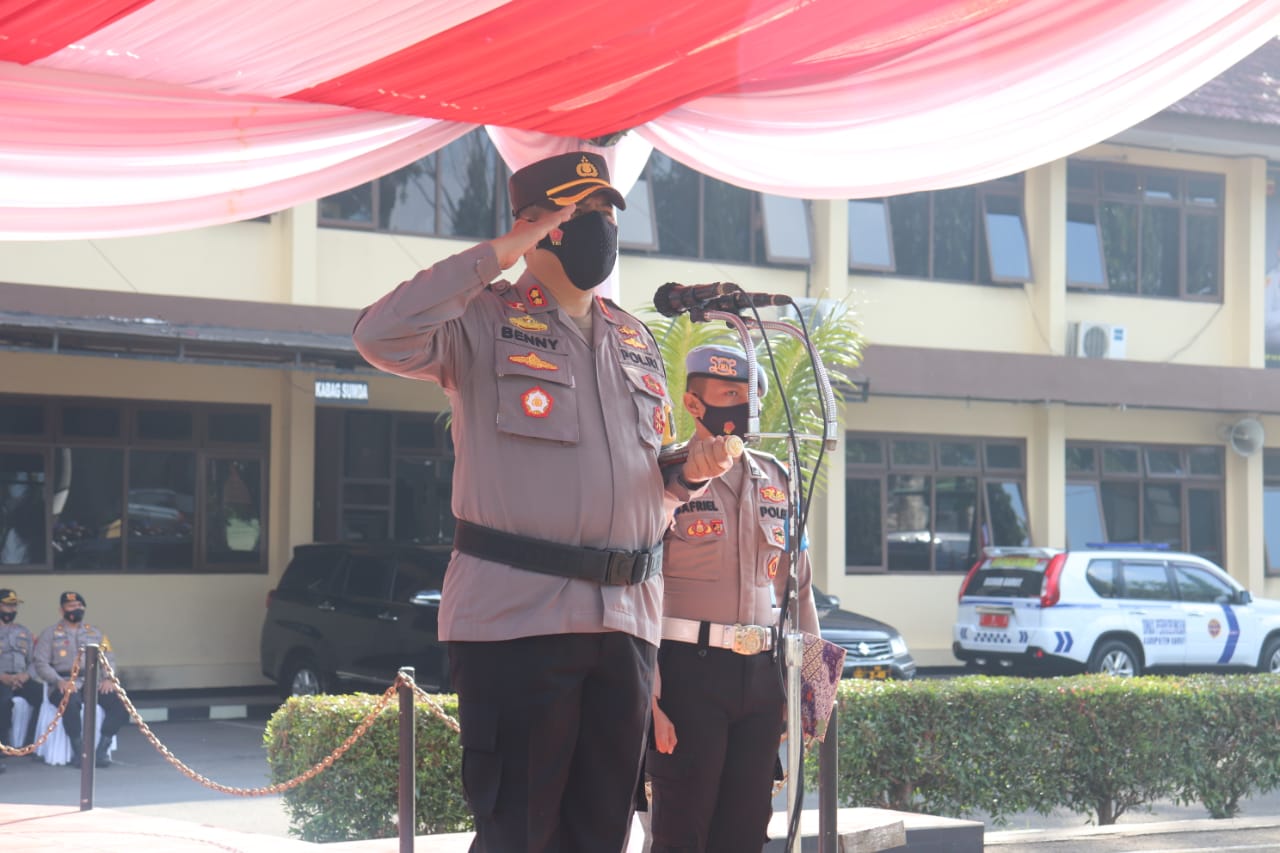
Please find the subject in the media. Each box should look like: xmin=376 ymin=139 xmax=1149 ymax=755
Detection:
xmin=32 ymin=592 xmax=128 ymax=767
xmin=647 ymin=345 xmax=820 ymax=853
xmin=353 ymin=151 xmax=733 ymax=852
xmin=0 ymin=588 xmax=41 ymax=767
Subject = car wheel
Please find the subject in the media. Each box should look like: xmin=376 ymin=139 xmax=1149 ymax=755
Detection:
xmin=1087 ymin=639 xmax=1141 ymax=677
xmin=281 ymin=655 xmax=328 ymax=697
xmin=1258 ymin=636 xmax=1280 ymax=674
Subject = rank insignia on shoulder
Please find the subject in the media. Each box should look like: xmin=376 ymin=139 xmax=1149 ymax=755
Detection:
xmin=767 ymin=554 xmax=780 ymax=578
xmin=760 ymin=486 xmax=786 ymax=503
xmin=509 ymin=352 xmax=559 ymax=371
xmin=527 ymin=286 xmax=548 ymax=307
xmin=596 ymin=296 xmax=614 ymax=319
xmin=621 ymin=336 xmax=648 ymax=350
xmin=509 ymin=315 xmax=549 ymax=332
xmin=521 ymin=386 xmax=553 ymax=418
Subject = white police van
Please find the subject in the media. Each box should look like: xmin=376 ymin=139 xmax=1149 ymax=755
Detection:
xmin=953 ymin=544 xmax=1280 ymax=676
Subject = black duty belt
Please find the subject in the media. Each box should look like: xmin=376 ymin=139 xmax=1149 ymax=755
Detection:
xmin=453 ymin=520 xmax=662 ymax=586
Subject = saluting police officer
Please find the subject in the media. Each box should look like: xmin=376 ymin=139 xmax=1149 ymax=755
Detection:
xmin=353 ymin=151 xmax=734 ymax=853
xmin=0 ymin=588 xmax=41 ymax=767
xmin=32 ymin=592 xmax=128 ymax=768
xmin=647 ymin=345 xmax=821 ymax=853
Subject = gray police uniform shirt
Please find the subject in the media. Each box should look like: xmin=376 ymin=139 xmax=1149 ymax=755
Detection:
xmin=0 ymin=621 xmax=34 ymax=676
xmin=663 ymin=449 xmax=817 ymax=633
xmin=32 ymin=622 xmax=116 ymax=686
xmin=353 ymin=243 xmax=702 ymax=646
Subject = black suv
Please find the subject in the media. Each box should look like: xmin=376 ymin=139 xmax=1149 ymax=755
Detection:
xmin=815 ymin=588 xmax=917 ymax=680
xmin=260 ymin=542 xmax=452 ymax=696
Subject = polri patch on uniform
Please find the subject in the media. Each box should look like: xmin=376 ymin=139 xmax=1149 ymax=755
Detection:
xmin=760 ymin=486 xmax=786 ymax=503
xmin=527 ymin=286 xmax=548 ymax=307
xmin=771 ymin=526 xmax=786 ymax=545
xmin=686 ymin=519 xmax=721 ymax=537
xmin=767 ymin=554 xmax=780 ymax=578
xmin=509 ymin=315 xmax=549 ymax=332
xmin=521 ymin=386 xmax=554 ymax=418
xmin=711 ymin=520 xmax=725 ymax=536
xmin=509 ymin=352 xmax=559 ymax=371
xmin=652 ymin=405 xmax=666 ymax=435
xmin=642 ymin=374 xmax=664 ymax=396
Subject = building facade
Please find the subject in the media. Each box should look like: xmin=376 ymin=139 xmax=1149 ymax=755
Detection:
xmin=2 ymin=42 xmax=1280 ymax=684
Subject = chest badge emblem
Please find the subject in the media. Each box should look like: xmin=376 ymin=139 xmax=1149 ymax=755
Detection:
xmin=771 ymin=526 xmax=786 ymax=545
xmin=509 ymin=315 xmax=548 ymax=332
xmin=521 ymin=386 xmax=553 ymax=418
xmin=767 ymin=554 xmax=780 ymax=578
xmin=621 ymin=336 xmax=648 ymax=350
xmin=509 ymin=352 xmax=558 ymax=371
xmin=760 ymin=486 xmax=786 ymax=503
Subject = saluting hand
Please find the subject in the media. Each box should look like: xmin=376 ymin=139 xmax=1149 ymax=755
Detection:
xmin=681 ymin=435 xmax=736 ymax=485
xmin=487 ymin=204 xmax=576 ymax=270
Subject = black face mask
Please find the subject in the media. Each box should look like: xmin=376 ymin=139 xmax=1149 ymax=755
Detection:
xmin=65 ymin=609 xmax=85 ymax=624
xmin=537 ymin=210 xmax=618 ymax=291
xmin=694 ymin=396 xmax=751 ymax=437
xmin=0 ymin=611 xmax=14 ymax=624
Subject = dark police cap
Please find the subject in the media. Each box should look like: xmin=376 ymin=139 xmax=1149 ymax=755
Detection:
xmin=685 ymin=344 xmax=768 ymax=398
xmin=60 ymin=591 xmax=86 ymax=607
xmin=0 ymin=589 xmax=21 ymax=605
xmin=508 ymin=152 xmax=626 ymax=216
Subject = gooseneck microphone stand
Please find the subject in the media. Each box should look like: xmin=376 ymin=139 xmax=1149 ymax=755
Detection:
xmin=685 ymin=299 xmax=839 ymax=853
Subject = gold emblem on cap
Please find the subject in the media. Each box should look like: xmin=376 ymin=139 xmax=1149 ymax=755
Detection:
xmin=576 ymin=156 xmax=599 ymax=178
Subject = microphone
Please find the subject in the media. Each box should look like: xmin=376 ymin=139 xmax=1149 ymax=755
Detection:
xmin=702 ymin=291 xmax=793 ymax=312
xmin=652 ymin=282 xmax=741 ymax=317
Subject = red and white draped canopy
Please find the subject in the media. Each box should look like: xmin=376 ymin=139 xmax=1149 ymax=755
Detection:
xmin=1 ymin=0 xmax=1277 ymax=238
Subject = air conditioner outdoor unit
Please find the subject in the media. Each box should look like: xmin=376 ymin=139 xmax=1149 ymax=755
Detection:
xmin=1072 ymin=322 xmax=1127 ymax=359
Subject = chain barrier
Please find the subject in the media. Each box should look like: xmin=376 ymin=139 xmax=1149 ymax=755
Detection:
xmin=411 ymin=682 xmax=460 ymax=734
xmin=0 ymin=654 xmax=82 ymax=757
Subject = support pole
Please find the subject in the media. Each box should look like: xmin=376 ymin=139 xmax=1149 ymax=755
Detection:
xmin=819 ymin=705 xmax=839 ymax=853
xmin=398 ymin=666 xmax=416 ymax=853
xmin=785 ymin=631 xmax=803 ymax=853
xmin=80 ymin=643 xmax=99 ymax=811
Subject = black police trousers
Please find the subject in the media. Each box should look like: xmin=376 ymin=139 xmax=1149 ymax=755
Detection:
xmin=646 ymin=642 xmax=785 ymax=853
xmin=0 ymin=678 xmax=42 ymax=746
xmin=449 ymin=632 xmax=656 ymax=853
xmin=49 ymin=685 xmax=129 ymax=745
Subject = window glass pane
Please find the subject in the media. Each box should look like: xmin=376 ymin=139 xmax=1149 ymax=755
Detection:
xmin=1145 ymin=449 xmax=1184 ymax=477
xmin=208 ymin=411 xmax=262 ymax=444
xmin=887 ymin=193 xmax=929 ymax=278
xmin=1065 ymin=482 xmax=1105 ymax=548
xmin=395 ymin=457 xmax=455 ymax=545
xmin=886 ymin=474 xmax=932 ymax=571
xmin=137 ymin=409 xmax=193 ymax=442
xmin=1101 ymin=480 xmax=1140 ymax=542
xmin=0 ymin=403 xmax=44 ymax=436
xmin=1143 ymin=172 xmax=1179 ymax=201
xmin=1188 ymin=447 xmax=1222 ymax=476
xmin=0 ymin=452 xmax=45 ymax=565
xmin=848 ymin=200 xmax=893 ymax=269
xmin=342 ymin=509 xmax=388 ymax=542
xmin=1265 ymin=485 xmax=1280 ymax=572
xmin=1173 ymin=564 xmax=1232 ymax=603
xmin=1102 ymin=447 xmax=1139 ymax=474
xmin=1143 ymin=482 xmax=1182 ymax=548
xmin=379 ymin=155 xmax=437 ymax=234
xmin=846 ymin=478 xmax=882 ymax=566
xmin=343 ymin=554 xmax=395 ymax=600
xmin=984 ymin=194 xmax=1031 ymax=281
xmin=703 ymin=177 xmax=753 ymax=263
xmin=932 ymin=186 xmax=976 ymax=281
xmin=761 ymin=195 xmax=811 ymax=263
xmin=1086 ymin=558 xmax=1119 ymax=597
xmin=438 ymin=132 xmax=497 ymax=239
xmin=1187 ymin=488 xmax=1222 ymax=564
xmin=986 ymin=481 xmax=1031 ymax=547
xmin=1140 ymin=207 xmax=1179 ymax=297
xmin=1121 ymin=562 xmax=1173 ymax=600
xmin=1186 ymin=214 xmax=1221 ymax=298
xmin=53 ymin=447 xmax=123 ymax=571
xmin=618 ymin=177 xmax=656 ymax=249
xmin=649 ymin=153 xmax=699 ymax=258
xmin=846 ymin=438 xmax=883 ymax=465
xmin=985 ymin=443 xmax=1022 ymax=470
xmin=344 ymin=483 xmax=390 ymax=505
xmin=1267 ymin=449 xmax=1280 ymax=479
xmin=61 ymin=405 xmax=120 ymax=439
xmin=1067 ymin=161 xmax=1097 ymax=191
xmin=1066 ymin=202 xmax=1107 ymax=286
xmin=935 ymin=476 xmax=978 ymax=571
xmin=127 ymin=450 xmax=195 ymax=570
xmin=345 ymin=411 xmax=391 ymax=479
xmin=318 ymin=183 xmax=374 ymax=224
xmin=206 ymin=458 xmax=264 ymax=564
xmin=396 ymin=418 xmax=438 ymax=451
xmin=1100 ymin=201 xmax=1138 ymax=293
xmin=1065 ymin=445 xmax=1097 ymax=475
xmin=939 ymin=441 xmax=978 ymax=468
xmin=891 ymin=439 xmax=931 ymax=467
xmin=1187 ymin=176 xmax=1223 ymax=206
xmin=1103 ymin=169 xmax=1140 ymax=196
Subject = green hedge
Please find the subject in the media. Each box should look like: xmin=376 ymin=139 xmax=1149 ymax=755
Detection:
xmin=825 ymin=674 xmax=1280 ymax=825
xmin=264 ymin=693 xmax=469 ymax=842
xmin=264 ymin=675 xmax=1280 ymax=841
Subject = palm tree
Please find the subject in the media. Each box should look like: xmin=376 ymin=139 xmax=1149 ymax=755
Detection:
xmin=643 ymin=297 xmax=863 ymax=496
